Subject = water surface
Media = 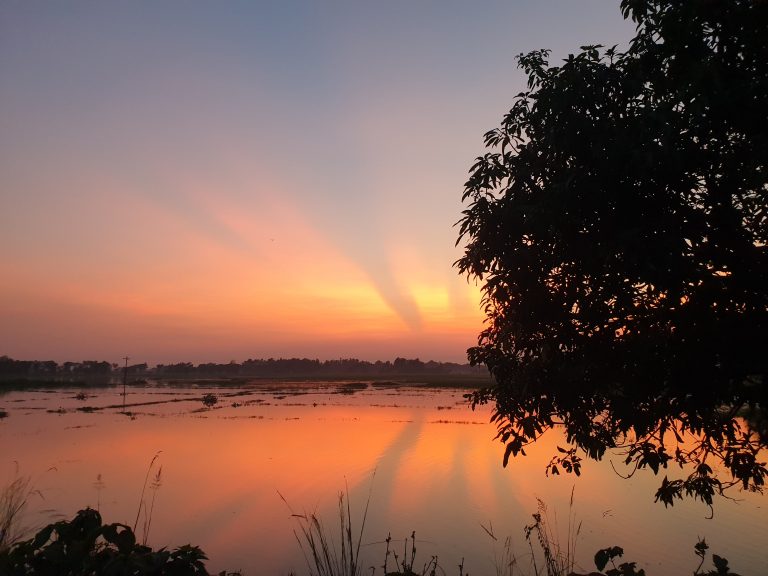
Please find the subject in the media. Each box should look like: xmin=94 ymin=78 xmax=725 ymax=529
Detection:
xmin=1 ymin=381 xmax=765 ymax=575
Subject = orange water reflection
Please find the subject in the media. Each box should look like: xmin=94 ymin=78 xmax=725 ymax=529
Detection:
xmin=1 ymin=383 xmax=766 ymax=575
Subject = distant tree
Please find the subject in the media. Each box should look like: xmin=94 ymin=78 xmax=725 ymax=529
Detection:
xmin=393 ymin=357 xmax=425 ymax=372
xmin=457 ymin=0 xmax=767 ymax=506
xmin=81 ymin=361 xmax=112 ymax=375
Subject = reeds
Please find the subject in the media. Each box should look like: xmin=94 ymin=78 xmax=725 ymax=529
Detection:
xmin=482 ymin=488 xmax=582 ymax=576
xmin=0 ymin=474 xmax=35 ymax=553
xmin=481 ymin=521 xmax=521 ymax=576
xmin=523 ymin=488 xmax=582 ymax=576
xmin=383 ymin=531 xmax=442 ymax=576
xmin=280 ymin=484 xmax=371 ymax=576
xmin=132 ymin=451 xmax=163 ymax=545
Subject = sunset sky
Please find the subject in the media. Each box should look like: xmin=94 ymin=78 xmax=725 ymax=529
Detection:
xmin=1 ymin=1 xmax=634 ymax=365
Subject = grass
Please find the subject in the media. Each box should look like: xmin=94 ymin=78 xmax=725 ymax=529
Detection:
xmin=280 ymin=484 xmax=587 ymax=576
xmin=480 ymin=488 xmax=582 ymax=576
xmin=280 ymin=487 xmax=371 ymax=576
xmin=480 ymin=522 xmax=520 ymax=576
xmin=523 ymin=494 xmax=581 ymax=576
xmin=280 ymin=484 xmax=452 ymax=576
xmin=0 ymin=471 xmax=743 ymax=576
xmin=383 ymin=531 xmax=443 ymax=576
xmin=133 ymin=451 xmax=163 ymax=546
xmin=0 ymin=472 xmax=37 ymax=553
xmin=493 ymin=536 xmax=519 ymax=576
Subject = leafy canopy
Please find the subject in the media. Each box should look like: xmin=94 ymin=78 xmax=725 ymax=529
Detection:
xmin=457 ymin=0 xmax=767 ymax=506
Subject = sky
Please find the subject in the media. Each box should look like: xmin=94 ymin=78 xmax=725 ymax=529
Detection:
xmin=0 ymin=1 xmax=635 ymax=366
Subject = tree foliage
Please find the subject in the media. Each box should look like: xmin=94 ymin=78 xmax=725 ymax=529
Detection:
xmin=457 ymin=0 xmax=768 ymax=505
xmin=0 ymin=508 xmax=236 ymax=575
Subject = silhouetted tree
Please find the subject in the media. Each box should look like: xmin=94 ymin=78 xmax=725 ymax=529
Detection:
xmin=457 ymin=0 xmax=767 ymax=506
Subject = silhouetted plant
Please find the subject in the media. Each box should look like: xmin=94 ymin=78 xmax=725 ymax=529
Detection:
xmin=522 ymin=493 xmax=580 ymax=576
xmin=383 ymin=531 xmax=440 ymax=576
xmin=586 ymin=539 xmax=740 ymax=576
xmin=0 ymin=508 xmax=239 ymax=575
xmin=281 ymin=487 xmax=372 ymax=576
xmin=592 ymin=546 xmax=645 ymax=576
xmin=93 ymin=473 xmax=105 ymax=513
xmin=691 ymin=539 xmax=741 ymax=576
xmin=133 ymin=452 xmax=163 ymax=545
xmin=201 ymin=394 xmax=218 ymax=408
xmin=483 ymin=494 xmax=741 ymax=576
xmin=457 ymin=0 xmax=768 ymax=505
xmin=1 ymin=485 xmax=746 ymax=576
xmin=0 ymin=474 xmax=35 ymax=554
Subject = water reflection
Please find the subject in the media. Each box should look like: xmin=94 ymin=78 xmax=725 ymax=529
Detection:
xmin=0 ymin=382 xmax=766 ymax=575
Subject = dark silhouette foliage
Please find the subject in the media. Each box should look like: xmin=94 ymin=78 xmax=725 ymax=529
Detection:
xmin=0 ymin=508 xmax=236 ymax=575
xmin=457 ymin=0 xmax=768 ymax=505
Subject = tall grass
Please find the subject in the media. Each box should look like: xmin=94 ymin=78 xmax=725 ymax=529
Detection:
xmin=481 ymin=521 xmax=521 ymax=576
xmin=482 ymin=488 xmax=582 ymax=576
xmin=132 ymin=451 xmax=163 ymax=545
xmin=281 ymin=481 xmax=586 ymax=576
xmin=0 ymin=474 xmax=35 ymax=553
xmin=280 ymin=479 xmax=446 ymax=576
xmin=523 ymin=489 xmax=582 ymax=576
xmin=280 ymin=483 xmax=372 ymax=576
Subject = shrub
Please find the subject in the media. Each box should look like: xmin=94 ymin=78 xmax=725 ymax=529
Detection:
xmin=0 ymin=508 xmax=239 ymax=575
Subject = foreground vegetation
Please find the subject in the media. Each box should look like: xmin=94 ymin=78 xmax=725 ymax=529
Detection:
xmin=0 ymin=507 xmax=742 ymax=576
xmin=0 ymin=508 xmax=236 ymax=576
xmin=0 ymin=479 xmax=744 ymax=576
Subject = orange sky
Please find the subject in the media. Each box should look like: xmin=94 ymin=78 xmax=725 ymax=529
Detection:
xmin=0 ymin=168 xmax=485 ymax=363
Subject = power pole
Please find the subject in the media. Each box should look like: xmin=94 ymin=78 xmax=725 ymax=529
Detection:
xmin=122 ymin=356 xmax=129 ymax=412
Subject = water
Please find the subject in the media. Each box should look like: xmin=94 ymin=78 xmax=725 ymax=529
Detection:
xmin=1 ymin=381 xmax=766 ymax=575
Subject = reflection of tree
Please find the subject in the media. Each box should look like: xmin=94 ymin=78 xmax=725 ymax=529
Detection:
xmin=457 ymin=0 xmax=767 ymax=506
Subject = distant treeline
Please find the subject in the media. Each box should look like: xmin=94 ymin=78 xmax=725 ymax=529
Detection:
xmin=0 ymin=356 xmax=113 ymax=382
xmin=0 ymin=355 xmax=488 ymax=383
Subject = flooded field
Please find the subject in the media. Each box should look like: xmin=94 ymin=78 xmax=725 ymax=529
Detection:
xmin=1 ymin=381 xmax=766 ymax=575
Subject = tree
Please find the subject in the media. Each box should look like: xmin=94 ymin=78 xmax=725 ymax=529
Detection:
xmin=457 ymin=0 xmax=768 ymax=506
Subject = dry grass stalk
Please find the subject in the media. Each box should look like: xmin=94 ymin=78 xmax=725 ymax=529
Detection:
xmin=0 ymin=474 xmax=36 ymax=553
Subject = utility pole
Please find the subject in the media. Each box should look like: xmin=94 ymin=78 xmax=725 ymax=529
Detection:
xmin=122 ymin=356 xmax=129 ymax=412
